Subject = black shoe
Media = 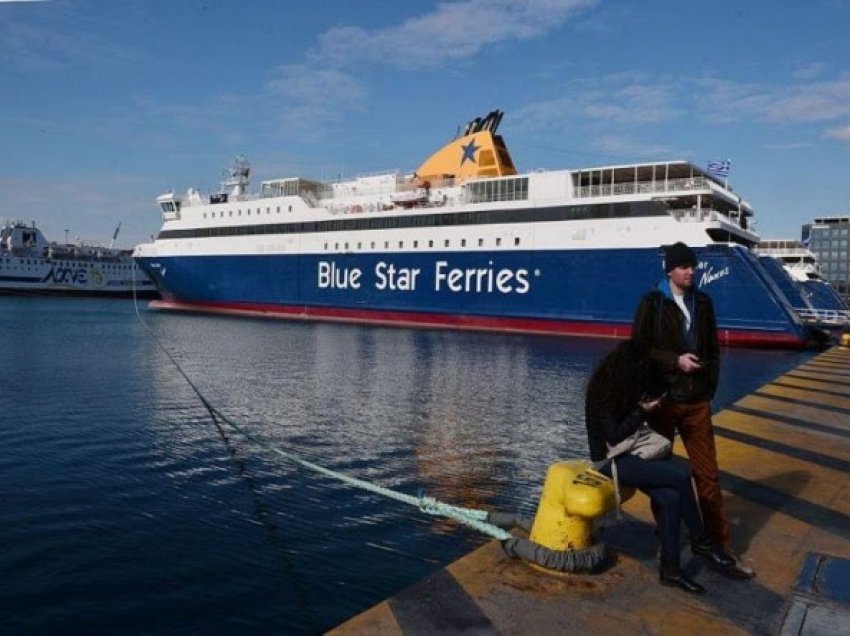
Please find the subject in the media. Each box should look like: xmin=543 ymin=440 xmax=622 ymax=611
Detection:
xmin=659 ymin=564 xmax=706 ymax=595
xmin=691 ymin=541 xmax=735 ymax=568
xmin=722 ymin=558 xmax=756 ymax=580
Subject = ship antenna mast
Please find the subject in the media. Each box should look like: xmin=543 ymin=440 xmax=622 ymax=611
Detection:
xmin=221 ymin=154 xmax=251 ymax=198
xmin=109 ymin=222 xmax=121 ymax=249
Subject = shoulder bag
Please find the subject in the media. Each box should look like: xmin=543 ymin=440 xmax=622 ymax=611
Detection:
xmin=606 ymin=423 xmax=671 ymax=460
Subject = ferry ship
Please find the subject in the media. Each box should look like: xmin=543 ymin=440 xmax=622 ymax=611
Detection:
xmin=756 ymin=239 xmax=850 ymax=329
xmin=133 ymin=110 xmax=811 ymax=348
xmin=0 ymin=220 xmax=157 ymax=297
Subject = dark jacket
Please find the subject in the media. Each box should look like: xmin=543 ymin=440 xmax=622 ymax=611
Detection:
xmin=585 ymin=404 xmax=645 ymax=462
xmin=631 ymin=278 xmax=720 ymax=403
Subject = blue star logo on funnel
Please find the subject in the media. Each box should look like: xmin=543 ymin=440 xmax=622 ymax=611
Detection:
xmin=460 ymin=139 xmax=480 ymax=165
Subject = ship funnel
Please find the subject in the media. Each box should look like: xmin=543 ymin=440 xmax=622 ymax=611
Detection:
xmin=415 ymin=109 xmax=516 ymax=184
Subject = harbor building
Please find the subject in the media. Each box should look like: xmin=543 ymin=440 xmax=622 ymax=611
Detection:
xmin=803 ymin=216 xmax=850 ymax=303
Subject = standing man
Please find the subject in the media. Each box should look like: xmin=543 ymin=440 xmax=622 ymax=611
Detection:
xmin=631 ymin=242 xmax=755 ymax=579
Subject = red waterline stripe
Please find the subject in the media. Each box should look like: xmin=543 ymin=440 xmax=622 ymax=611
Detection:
xmin=148 ymin=299 xmax=808 ymax=349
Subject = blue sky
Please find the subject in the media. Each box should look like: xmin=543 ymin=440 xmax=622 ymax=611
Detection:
xmin=2 ymin=0 xmax=849 ymax=247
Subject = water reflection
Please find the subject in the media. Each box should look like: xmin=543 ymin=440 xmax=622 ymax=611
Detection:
xmin=142 ymin=314 xmax=813 ymax=513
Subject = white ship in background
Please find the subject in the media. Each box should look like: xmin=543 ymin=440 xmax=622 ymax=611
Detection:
xmin=0 ymin=220 xmax=157 ymax=298
xmin=755 ymin=239 xmax=849 ymax=328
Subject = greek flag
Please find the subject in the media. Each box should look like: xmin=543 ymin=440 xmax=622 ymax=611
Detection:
xmin=707 ymin=159 xmax=731 ymax=178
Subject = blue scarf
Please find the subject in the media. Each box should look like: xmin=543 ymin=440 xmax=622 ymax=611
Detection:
xmin=657 ymin=278 xmax=697 ymax=349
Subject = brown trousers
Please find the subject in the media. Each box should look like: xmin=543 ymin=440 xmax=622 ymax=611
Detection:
xmin=649 ymin=400 xmax=730 ymax=549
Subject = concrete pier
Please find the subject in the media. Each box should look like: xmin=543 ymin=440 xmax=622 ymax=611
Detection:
xmin=331 ymin=346 xmax=850 ymax=634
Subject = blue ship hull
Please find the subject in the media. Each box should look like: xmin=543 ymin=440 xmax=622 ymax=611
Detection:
xmin=757 ymin=256 xmax=811 ymax=311
xmin=137 ymin=243 xmax=809 ymax=348
xmin=801 ymin=279 xmax=848 ymax=312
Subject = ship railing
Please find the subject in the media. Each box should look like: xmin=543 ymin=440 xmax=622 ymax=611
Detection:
xmin=313 ymin=176 xmax=457 ymax=202
xmin=576 ymin=176 xmax=710 ymax=198
xmin=795 ymin=307 xmax=850 ymax=325
xmin=753 ymin=247 xmax=810 ymax=257
xmin=671 ymin=208 xmax=723 ymax=223
xmin=394 ymin=176 xmax=456 ymax=191
xmin=175 ymin=192 xmax=258 ymax=209
xmin=670 ymin=208 xmax=755 ymax=233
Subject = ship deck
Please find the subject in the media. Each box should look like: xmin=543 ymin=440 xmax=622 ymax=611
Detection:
xmin=331 ymin=345 xmax=850 ymax=634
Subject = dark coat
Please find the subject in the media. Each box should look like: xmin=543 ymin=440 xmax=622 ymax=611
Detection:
xmin=585 ymin=404 xmax=644 ymax=462
xmin=631 ymin=283 xmax=720 ymax=403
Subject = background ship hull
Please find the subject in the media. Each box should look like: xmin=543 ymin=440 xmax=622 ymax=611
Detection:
xmin=0 ymin=285 xmax=158 ymax=298
xmin=0 ymin=273 xmax=158 ymax=298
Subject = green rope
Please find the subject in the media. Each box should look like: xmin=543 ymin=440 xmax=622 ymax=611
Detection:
xmin=132 ymin=289 xmax=511 ymax=541
xmin=211 ymin=405 xmax=512 ymax=540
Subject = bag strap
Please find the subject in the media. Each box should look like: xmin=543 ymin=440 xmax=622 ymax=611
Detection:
xmin=611 ymin=459 xmax=623 ymax=520
xmin=588 ymin=458 xmax=623 ymax=521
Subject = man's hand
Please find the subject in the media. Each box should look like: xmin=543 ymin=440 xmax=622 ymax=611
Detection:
xmin=678 ymin=352 xmax=702 ymax=373
xmin=639 ymin=396 xmax=663 ymax=412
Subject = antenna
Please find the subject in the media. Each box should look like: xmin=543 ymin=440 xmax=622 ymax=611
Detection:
xmin=109 ymin=222 xmax=121 ymax=249
xmin=221 ymin=155 xmax=251 ymax=197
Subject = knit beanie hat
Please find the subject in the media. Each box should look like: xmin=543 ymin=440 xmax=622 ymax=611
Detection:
xmin=664 ymin=242 xmax=697 ymax=273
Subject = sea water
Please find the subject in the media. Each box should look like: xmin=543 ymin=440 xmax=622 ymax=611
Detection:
xmin=0 ymin=297 xmax=812 ymax=633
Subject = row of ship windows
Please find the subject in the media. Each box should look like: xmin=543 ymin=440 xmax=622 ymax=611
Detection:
xmin=0 ymin=258 xmax=135 ymax=269
xmin=203 ymin=206 xmax=294 ymax=219
xmin=323 ymin=236 xmax=522 ymax=251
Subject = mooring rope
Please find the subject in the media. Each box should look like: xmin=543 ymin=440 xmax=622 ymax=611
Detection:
xmin=131 ymin=285 xmax=511 ymax=541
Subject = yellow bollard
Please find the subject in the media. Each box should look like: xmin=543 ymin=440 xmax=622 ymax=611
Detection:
xmin=840 ymin=333 xmax=850 ymax=348
xmin=529 ymin=460 xmax=631 ymax=551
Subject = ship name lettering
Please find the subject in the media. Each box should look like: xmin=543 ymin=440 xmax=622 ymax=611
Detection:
xmin=700 ymin=266 xmax=729 ymax=287
xmin=434 ymin=261 xmax=530 ymax=294
xmin=375 ymin=262 xmax=421 ymax=291
xmin=44 ymin=266 xmax=89 ymax=285
xmin=317 ymin=261 xmax=362 ymax=289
